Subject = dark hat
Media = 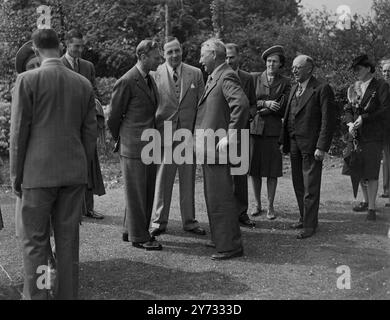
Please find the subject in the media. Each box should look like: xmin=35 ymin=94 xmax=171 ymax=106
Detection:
xmin=350 ymin=54 xmax=375 ymax=70
xmin=15 ymin=40 xmax=36 ymax=74
xmin=261 ymin=45 xmax=285 ymax=62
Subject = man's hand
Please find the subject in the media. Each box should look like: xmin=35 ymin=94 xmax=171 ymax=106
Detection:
xmin=314 ymin=149 xmax=326 ymax=162
xmin=353 ymin=115 xmax=363 ymax=129
xmin=265 ymin=100 xmax=280 ymax=112
xmin=216 ymin=136 xmax=229 ymax=153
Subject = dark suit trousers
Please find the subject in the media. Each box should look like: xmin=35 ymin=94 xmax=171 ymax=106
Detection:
xmin=19 ymin=185 xmax=84 ymax=300
xmin=233 ymin=174 xmax=249 ymax=221
xmin=121 ymin=156 xmax=156 ymax=243
xmin=290 ymin=138 xmax=322 ymax=230
xmin=203 ymin=164 xmax=242 ymax=253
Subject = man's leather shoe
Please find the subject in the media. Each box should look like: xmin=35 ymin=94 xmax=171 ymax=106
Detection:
xmin=296 ymin=228 xmax=316 ymax=239
xmin=150 ymin=228 xmax=166 ymax=237
xmin=122 ymin=233 xmax=129 ymax=242
xmin=353 ymin=202 xmax=368 ymax=212
xmin=366 ymin=209 xmax=376 ymax=221
xmin=132 ymin=239 xmax=162 ymax=251
xmin=205 ymin=240 xmax=216 ymax=248
xmin=84 ymin=210 xmax=104 ymax=219
xmin=211 ymin=248 xmax=244 ymax=260
xmin=290 ymin=221 xmax=303 ymax=229
xmin=266 ymin=209 xmax=276 ymax=220
xmin=186 ymin=226 xmax=206 ymax=235
xmin=239 ymin=219 xmax=256 ymax=228
xmin=385 ymin=203 xmax=390 ymax=207
xmin=381 ymin=193 xmax=389 ymax=198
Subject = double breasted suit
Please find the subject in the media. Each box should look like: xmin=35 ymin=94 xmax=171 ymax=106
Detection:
xmin=108 ymin=66 xmax=158 ymax=243
xmin=10 ymin=58 xmax=97 ymax=299
xmin=61 ymin=55 xmax=105 ymax=213
xmin=195 ymin=63 xmax=249 ymax=253
xmin=280 ymin=76 xmax=337 ymax=230
xmin=151 ymin=62 xmax=204 ymax=232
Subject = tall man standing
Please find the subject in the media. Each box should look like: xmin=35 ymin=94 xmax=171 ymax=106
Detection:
xmin=225 ymin=43 xmax=256 ymax=228
xmin=280 ymin=55 xmax=337 ymax=239
xmin=108 ymin=40 xmax=162 ymax=250
xmin=61 ymin=29 xmax=105 ymax=220
xmin=150 ymin=37 xmax=206 ymax=237
xmin=196 ymin=38 xmax=249 ymax=260
xmin=10 ymin=29 xmax=97 ymax=299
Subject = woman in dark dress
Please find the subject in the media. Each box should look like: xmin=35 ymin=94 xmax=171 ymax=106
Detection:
xmin=249 ymin=45 xmax=291 ymax=219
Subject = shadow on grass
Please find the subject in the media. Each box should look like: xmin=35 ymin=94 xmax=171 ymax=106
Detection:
xmin=79 ymin=259 xmax=249 ymax=300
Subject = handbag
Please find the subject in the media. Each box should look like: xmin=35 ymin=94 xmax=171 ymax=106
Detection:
xmin=250 ymin=112 xmax=265 ymax=135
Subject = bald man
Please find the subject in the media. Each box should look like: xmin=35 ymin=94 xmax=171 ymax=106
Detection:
xmin=280 ymin=55 xmax=337 ymax=239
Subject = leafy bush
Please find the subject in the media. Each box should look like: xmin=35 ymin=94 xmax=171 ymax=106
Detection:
xmin=96 ymin=77 xmax=117 ymax=105
xmin=0 ymin=101 xmax=11 ymax=157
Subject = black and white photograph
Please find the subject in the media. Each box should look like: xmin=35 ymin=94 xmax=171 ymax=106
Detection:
xmin=0 ymin=0 xmax=389 ymax=305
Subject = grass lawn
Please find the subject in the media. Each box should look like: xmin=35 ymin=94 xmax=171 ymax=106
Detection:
xmin=1 ymin=156 xmax=390 ymax=300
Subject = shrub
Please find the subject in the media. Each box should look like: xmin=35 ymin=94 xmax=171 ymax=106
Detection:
xmin=0 ymin=101 xmax=11 ymax=157
xmin=96 ymin=77 xmax=117 ymax=105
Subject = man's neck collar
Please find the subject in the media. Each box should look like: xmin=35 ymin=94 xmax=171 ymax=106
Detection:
xmin=136 ymin=61 xmax=149 ymax=76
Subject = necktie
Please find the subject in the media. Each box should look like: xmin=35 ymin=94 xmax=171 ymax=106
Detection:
xmin=296 ymin=83 xmax=303 ymax=97
xmin=205 ymin=75 xmax=212 ymax=92
xmin=173 ymin=68 xmax=178 ymax=83
xmin=73 ymin=58 xmax=79 ymax=72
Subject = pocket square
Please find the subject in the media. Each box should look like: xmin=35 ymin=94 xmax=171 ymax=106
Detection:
xmin=191 ymin=83 xmax=195 ymax=89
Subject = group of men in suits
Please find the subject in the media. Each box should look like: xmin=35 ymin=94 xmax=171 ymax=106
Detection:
xmin=10 ymin=26 xmax=339 ymax=298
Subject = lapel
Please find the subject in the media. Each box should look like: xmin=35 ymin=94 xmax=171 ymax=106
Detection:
xmin=134 ymin=67 xmax=157 ymax=107
xmin=158 ymin=64 xmax=176 ymax=102
xmin=198 ymin=63 xmax=226 ymax=106
xmin=180 ymin=64 xmax=192 ymax=103
xmin=61 ymin=55 xmax=72 ymax=70
xmin=295 ymin=76 xmax=316 ymax=116
xmin=360 ymin=77 xmax=377 ymax=107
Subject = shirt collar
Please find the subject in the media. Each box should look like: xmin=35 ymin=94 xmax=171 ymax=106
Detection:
xmin=298 ymin=76 xmax=311 ymax=92
xmin=65 ymin=51 xmax=76 ymax=66
xmin=41 ymin=58 xmax=62 ymax=66
xmin=209 ymin=62 xmax=225 ymax=80
xmin=136 ymin=62 xmax=148 ymax=80
xmin=166 ymin=62 xmax=182 ymax=78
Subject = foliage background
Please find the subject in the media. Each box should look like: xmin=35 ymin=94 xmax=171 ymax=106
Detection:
xmin=1 ymin=0 xmax=390 ymax=156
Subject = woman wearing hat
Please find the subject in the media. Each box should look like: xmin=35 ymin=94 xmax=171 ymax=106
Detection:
xmin=344 ymin=54 xmax=390 ymax=221
xmin=249 ymin=45 xmax=291 ymax=219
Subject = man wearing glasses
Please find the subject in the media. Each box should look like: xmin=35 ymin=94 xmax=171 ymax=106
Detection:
xmin=280 ymin=55 xmax=337 ymax=239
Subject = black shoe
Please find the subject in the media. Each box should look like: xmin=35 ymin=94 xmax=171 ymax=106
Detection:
xmin=211 ymin=248 xmax=244 ymax=260
xmin=296 ymin=228 xmax=316 ymax=239
xmin=380 ymin=193 xmax=389 ymax=198
xmin=132 ymin=239 xmax=163 ymax=251
xmin=84 ymin=210 xmax=104 ymax=219
xmin=150 ymin=228 xmax=166 ymax=237
xmin=186 ymin=226 xmax=206 ymax=236
xmin=353 ymin=202 xmax=368 ymax=212
xmin=366 ymin=209 xmax=376 ymax=221
xmin=239 ymin=219 xmax=256 ymax=228
xmin=385 ymin=203 xmax=390 ymax=208
xmin=122 ymin=233 xmax=129 ymax=242
xmin=204 ymin=240 xmax=216 ymax=248
xmin=290 ymin=221 xmax=304 ymax=229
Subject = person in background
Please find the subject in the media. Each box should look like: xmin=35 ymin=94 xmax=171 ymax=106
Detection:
xmin=249 ymin=45 xmax=291 ymax=220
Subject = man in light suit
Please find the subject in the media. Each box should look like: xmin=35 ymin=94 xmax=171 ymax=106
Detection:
xmin=225 ymin=43 xmax=256 ymax=228
xmin=108 ymin=39 xmax=162 ymax=250
xmin=195 ymin=38 xmax=249 ymax=260
xmin=280 ymin=55 xmax=337 ymax=239
xmin=10 ymin=29 xmax=97 ymax=299
xmin=149 ymin=37 xmax=206 ymax=237
xmin=61 ymin=29 xmax=105 ymax=220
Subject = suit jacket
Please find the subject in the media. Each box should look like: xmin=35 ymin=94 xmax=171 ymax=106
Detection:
xmin=153 ymin=62 xmax=204 ymax=135
xmin=10 ymin=59 xmax=97 ymax=190
xmin=253 ymin=71 xmax=291 ymax=137
xmin=344 ymin=77 xmax=390 ymax=142
xmin=237 ymin=69 xmax=256 ymax=124
xmin=280 ymin=76 xmax=337 ymax=154
xmin=195 ymin=63 xmax=249 ymax=163
xmin=107 ymin=65 xmax=158 ymax=159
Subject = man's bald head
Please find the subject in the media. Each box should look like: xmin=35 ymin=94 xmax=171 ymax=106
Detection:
xmin=292 ymin=55 xmax=315 ymax=83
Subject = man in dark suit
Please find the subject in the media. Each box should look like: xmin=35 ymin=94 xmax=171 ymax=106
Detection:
xmin=225 ymin=43 xmax=256 ymax=228
xmin=108 ymin=39 xmax=162 ymax=250
xmin=280 ymin=55 xmax=336 ymax=239
xmin=195 ymin=38 xmax=249 ymax=260
xmin=10 ymin=29 xmax=97 ymax=299
xmin=149 ymin=37 xmax=206 ymax=237
xmin=61 ymin=29 xmax=105 ymax=220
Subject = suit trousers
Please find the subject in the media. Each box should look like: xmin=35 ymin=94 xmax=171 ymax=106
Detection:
xmin=151 ymin=146 xmax=198 ymax=231
xmin=85 ymin=189 xmax=94 ymax=212
xmin=233 ymin=174 xmax=249 ymax=221
xmin=19 ymin=184 xmax=84 ymax=300
xmin=121 ymin=156 xmax=156 ymax=243
xmin=383 ymin=142 xmax=390 ymax=194
xmin=290 ymin=138 xmax=322 ymax=230
xmin=202 ymin=164 xmax=242 ymax=253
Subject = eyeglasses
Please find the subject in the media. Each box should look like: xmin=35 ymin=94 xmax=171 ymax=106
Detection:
xmin=291 ymin=65 xmax=306 ymax=72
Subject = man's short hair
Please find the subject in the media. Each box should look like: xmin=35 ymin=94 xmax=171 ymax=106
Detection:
xmin=136 ymin=39 xmax=160 ymax=59
xmin=201 ymin=38 xmax=226 ymax=60
xmin=225 ymin=43 xmax=239 ymax=55
xmin=165 ymin=36 xmax=180 ymax=46
xmin=65 ymin=29 xmax=83 ymax=42
xmin=31 ymin=28 xmax=60 ymax=50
